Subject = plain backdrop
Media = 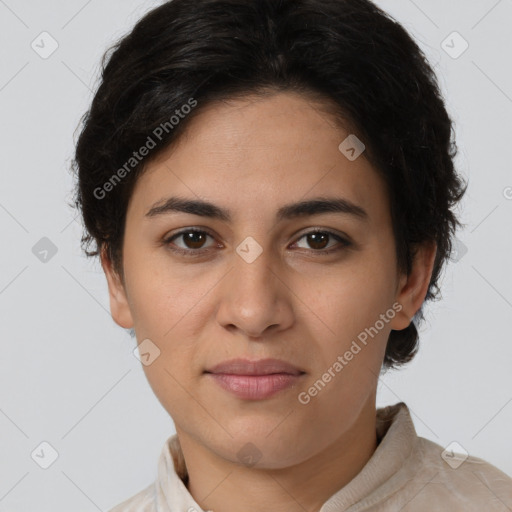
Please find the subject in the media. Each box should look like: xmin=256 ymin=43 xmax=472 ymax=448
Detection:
xmin=0 ymin=0 xmax=511 ymax=510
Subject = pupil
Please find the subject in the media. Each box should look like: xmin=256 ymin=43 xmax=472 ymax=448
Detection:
xmin=185 ymin=232 xmax=205 ymax=249
xmin=309 ymin=233 xmax=328 ymax=250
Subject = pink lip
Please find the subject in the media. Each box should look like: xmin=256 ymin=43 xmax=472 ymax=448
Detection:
xmin=205 ymin=373 xmax=304 ymax=400
xmin=205 ymin=357 xmax=304 ymax=376
xmin=204 ymin=358 xmax=305 ymax=400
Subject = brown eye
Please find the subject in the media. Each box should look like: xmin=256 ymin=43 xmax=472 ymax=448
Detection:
xmin=180 ymin=231 xmax=209 ymax=249
xmin=164 ymin=228 xmax=351 ymax=257
xmin=293 ymin=230 xmax=351 ymax=254
xmin=165 ymin=229 xmax=216 ymax=253
xmin=304 ymin=232 xmax=330 ymax=250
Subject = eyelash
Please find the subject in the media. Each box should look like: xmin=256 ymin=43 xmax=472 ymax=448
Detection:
xmin=163 ymin=228 xmax=352 ymax=257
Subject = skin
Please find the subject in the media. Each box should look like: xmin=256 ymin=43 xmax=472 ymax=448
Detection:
xmin=101 ymin=91 xmax=436 ymax=512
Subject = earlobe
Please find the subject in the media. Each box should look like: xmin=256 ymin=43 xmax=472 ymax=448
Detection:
xmin=390 ymin=241 xmax=437 ymax=331
xmin=100 ymin=247 xmax=135 ymax=329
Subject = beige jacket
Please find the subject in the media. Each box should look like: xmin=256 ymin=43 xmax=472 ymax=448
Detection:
xmin=109 ymin=402 xmax=512 ymax=511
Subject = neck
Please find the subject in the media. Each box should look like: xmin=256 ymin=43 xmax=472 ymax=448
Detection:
xmin=176 ymin=396 xmax=378 ymax=512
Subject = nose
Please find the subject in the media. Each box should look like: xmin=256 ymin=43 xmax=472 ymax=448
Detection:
xmin=215 ymin=243 xmax=295 ymax=338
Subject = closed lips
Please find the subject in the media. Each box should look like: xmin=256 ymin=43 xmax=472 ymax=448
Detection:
xmin=205 ymin=358 xmax=305 ymax=376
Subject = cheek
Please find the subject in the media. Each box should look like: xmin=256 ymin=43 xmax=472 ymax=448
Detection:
xmin=140 ymin=361 xmax=200 ymax=430
xmin=299 ymin=254 xmax=396 ymax=382
xmin=307 ymin=258 xmax=396 ymax=333
xmin=125 ymin=250 xmax=208 ymax=334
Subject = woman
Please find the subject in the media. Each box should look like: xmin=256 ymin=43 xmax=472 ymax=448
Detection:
xmin=71 ymin=0 xmax=512 ymax=510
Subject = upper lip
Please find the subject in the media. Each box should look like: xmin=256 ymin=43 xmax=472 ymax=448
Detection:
xmin=205 ymin=358 xmax=304 ymax=376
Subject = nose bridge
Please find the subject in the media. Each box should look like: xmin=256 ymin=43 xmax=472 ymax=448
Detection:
xmin=231 ymin=235 xmax=278 ymax=299
xmin=216 ymin=235 xmax=293 ymax=336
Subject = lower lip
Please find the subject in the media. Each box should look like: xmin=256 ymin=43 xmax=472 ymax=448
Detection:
xmin=205 ymin=372 xmax=304 ymax=400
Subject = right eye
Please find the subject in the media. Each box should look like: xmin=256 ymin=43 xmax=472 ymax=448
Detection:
xmin=163 ymin=228 xmax=218 ymax=255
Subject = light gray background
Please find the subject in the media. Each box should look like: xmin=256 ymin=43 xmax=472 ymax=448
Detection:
xmin=1 ymin=0 xmax=511 ymax=510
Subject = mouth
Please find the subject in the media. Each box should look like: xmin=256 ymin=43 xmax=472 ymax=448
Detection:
xmin=203 ymin=358 xmax=306 ymax=400
xmin=204 ymin=372 xmax=305 ymax=400
xmin=204 ymin=357 xmax=305 ymax=376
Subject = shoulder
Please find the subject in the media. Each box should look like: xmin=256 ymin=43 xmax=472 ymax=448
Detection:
xmin=404 ymin=436 xmax=512 ymax=510
xmin=107 ymin=482 xmax=155 ymax=512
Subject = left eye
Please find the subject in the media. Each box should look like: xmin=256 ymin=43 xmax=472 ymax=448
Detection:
xmin=293 ymin=230 xmax=350 ymax=252
xmin=164 ymin=229 xmax=350 ymax=255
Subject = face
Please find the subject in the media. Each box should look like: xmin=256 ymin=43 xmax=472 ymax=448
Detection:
xmin=102 ymin=91 xmax=435 ymax=469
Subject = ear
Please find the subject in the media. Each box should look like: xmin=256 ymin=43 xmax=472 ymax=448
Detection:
xmin=100 ymin=247 xmax=134 ymax=329
xmin=390 ymin=241 xmax=437 ymax=331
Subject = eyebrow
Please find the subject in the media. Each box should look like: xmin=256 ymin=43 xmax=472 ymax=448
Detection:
xmin=145 ymin=196 xmax=369 ymax=223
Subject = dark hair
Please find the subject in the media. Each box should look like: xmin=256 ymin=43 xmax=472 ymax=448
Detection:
xmin=71 ymin=0 xmax=467 ymax=369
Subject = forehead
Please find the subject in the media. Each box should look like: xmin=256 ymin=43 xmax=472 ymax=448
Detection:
xmin=127 ymin=92 xmax=389 ymax=226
